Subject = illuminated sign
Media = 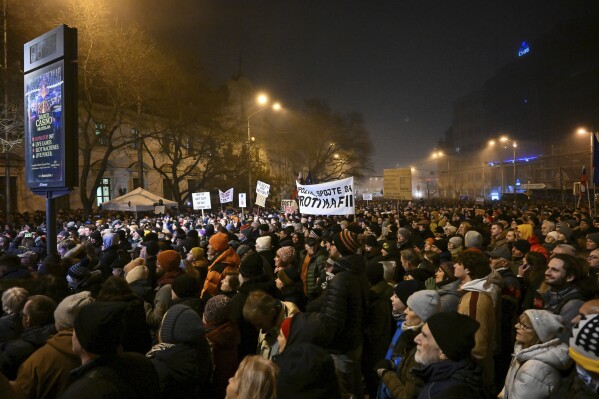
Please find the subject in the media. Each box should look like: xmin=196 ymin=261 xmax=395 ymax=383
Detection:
xmin=518 ymin=42 xmax=530 ymax=57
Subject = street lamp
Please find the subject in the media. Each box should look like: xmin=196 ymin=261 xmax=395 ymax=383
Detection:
xmin=577 ymin=127 xmax=596 ymax=213
xmin=489 ymin=136 xmax=517 ymax=196
xmin=247 ymin=94 xmax=281 ymax=204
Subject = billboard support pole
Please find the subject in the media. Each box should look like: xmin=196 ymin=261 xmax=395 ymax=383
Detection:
xmin=46 ymin=191 xmax=56 ymax=255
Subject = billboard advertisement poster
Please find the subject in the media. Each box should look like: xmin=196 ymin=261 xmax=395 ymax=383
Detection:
xmin=24 ymin=61 xmax=65 ymax=188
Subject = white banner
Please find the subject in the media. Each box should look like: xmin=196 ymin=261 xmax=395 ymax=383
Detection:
xmin=256 ymin=180 xmax=270 ymax=197
xmin=296 ymin=177 xmax=355 ymax=215
xmin=363 ymin=193 xmax=373 ymax=201
xmin=192 ymin=192 xmax=211 ymax=210
xmin=255 ymin=193 xmax=267 ymax=207
xmin=239 ymin=193 xmax=247 ymax=208
xmin=219 ymin=188 xmax=234 ymax=204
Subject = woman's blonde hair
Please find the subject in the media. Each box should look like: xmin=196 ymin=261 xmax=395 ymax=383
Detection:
xmin=234 ymin=355 xmax=279 ymax=399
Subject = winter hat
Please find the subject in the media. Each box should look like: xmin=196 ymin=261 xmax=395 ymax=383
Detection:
xmin=407 ymin=290 xmax=441 ymax=322
xmin=513 ymin=239 xmax=531 ymax=254
xmin=277 ymin=246 xmax=296 ymax=264
xmin=363 ymin=235 xmax=379 ymax=247
xmin=102 ymin=232 xmax=119 ymax=248
xmin=144 ymin=240 xmax=160 ymax=256
xmin=209 ymin=232 xmax=229 ymax=253
xmin=239 ymin=251 xmax=264 ymax=278
xmin=256 ymin=236 xmax=272 ymax=251
xmin=444 ymin=225 xmax=457 ymax=236
xmin=203 ymin=295 xmax=231 ymax=325
xmin=171 ymin=273 xmax=199 ymax=298
xmin=366 ymin=262 xmax=385 ymax=285
xmin=449 ymin=236 xmax=463 ymax=248
xmin=74 ymin=302 xmax=126 ymax=355
xmin=236 ymin=244 xmax=253 ymax=257
xmin=557 ymin=224 xmax=573 ymax=240
xmin=278 ymin=268 xmax=301 ymax=286
xmin=485 ymin=245 xmax=512 ymax=259
xmin=54 ymin=291 xmax=95 ymax=331
xmin=587 ymin=233 xmax=599 ymax=247
xmin=431 ymin=239 xmax=448 ymax=252
xmin=160 ymin=304 xmax=204 ymax=345
xmin=275 ymin=342 xmax=341 ymax=399
xmin=464 ymin=231 xmax=483 ymax=249
xmin=280 ymin=317 xmax=293 ymax=340
xmin=427 ymin=311 xmax=480 ymax=362
xmin=569 ymin=314 xmax=599 ymax=373
xmin=393 ymin=280 xmax=425 ymax=307
xmin=545 ymin=231 xmax=559 ymax=241
xmin=125 ymin=265 xmax=149 ymax=284
xmin=68 ymin=257 xmax=91 ymax=280
xmin=397 ymin=227 xmax=412 ymax=239
xmin=405 ymin=268 xmax=435 ymax=282
xmin=332 ymin=231 xmax=360 ymax=256
xmin=190 ymin=247 xmax=204 ymax=260
xmin=524 ymin=309 xmax=564 ymax=343
xmin=382 ymin=240 xmax=399 ymax=257
xmin=157 ymin=250 xmax=182 ymax=273
xmin=434 ymin=226 xmax=445 ymax=234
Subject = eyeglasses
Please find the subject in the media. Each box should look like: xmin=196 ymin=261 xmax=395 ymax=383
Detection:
xmin=515 ymin=320 xmax=533 ymax=331
xmin=588 ymin=255 xmax=599 ymax=260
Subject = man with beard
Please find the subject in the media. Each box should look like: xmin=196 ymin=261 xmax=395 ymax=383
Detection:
xmin=411 ymin=311 xmax=485 ymax=398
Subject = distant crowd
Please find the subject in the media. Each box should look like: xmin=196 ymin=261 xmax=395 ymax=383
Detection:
xmin=0 ymin=200 xmax=598 ymax=398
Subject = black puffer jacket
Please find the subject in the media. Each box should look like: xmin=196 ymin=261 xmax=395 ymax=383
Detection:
xmin=318 ymin=253 xmax=369 ymax=353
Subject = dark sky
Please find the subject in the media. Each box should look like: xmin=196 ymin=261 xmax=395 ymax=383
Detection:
xmin=115 ymin=1 xmax=599 ymax=173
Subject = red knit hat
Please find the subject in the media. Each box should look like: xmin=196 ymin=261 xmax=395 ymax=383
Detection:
xmin=209 ymin=232 xmax=229 ymax=253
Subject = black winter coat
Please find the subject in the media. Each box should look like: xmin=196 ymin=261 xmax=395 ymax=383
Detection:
xmin=413 ymin=358 xmax=489 ymax=399
xmin=318 ymin=253 xmax=369 ymax=354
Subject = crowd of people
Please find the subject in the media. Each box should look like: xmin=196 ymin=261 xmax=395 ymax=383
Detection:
xmin=0 ymin=200 xmax=598 ymax=398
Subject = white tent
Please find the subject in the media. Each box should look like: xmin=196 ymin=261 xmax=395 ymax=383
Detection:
xmin=100 ymin=187 xmax=178 ymax=212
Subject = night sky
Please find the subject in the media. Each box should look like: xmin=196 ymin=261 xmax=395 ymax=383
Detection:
xmin=114 ymin=1 xmax=599 ymax=174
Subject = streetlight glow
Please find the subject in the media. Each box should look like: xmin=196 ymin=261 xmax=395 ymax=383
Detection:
xmin=272 ymin=102 xmax=281 ymax=111
xmin=578 ymin=128 xmax=589 ymax=135
xmin=257 ymin=94 xmax=268 ymax=105
xmin=500 ymin=136 xmax=508 ymax=143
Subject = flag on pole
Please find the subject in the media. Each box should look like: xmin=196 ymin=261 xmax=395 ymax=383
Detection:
xmin=291 ymin=172 xmax=303 ymax=200
xmin=581 ymin=166 xmax=588 ymax=196
xmin=305 ymin=171 xmax=313 ymax=185
xmin=593 ymin=132 xmax=599 ymax=185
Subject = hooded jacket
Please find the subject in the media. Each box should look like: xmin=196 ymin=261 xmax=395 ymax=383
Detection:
xmin=437 ymin=278 xmax=461 ymax=312
xmin=499 ymin=338 xmax=571 ymax=399
xmin=201 ymin=247 xmax=240 ymax=298
xmin=413 ymin=358 xmax=487 ymax=399
xmin=318 ymin=253 xmax=369 ymax=353
xmin=0 ymin=323 xmax=56 ymax=379
xmin=12 ymin=329 xmax=81 ymax=399
xmin=205 ymin=321 xmax=241 ymax=399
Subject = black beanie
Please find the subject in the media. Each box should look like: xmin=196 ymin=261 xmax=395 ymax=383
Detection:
xmin=513 ymin=239 xmax=531 ymax=254
xmin=427 ymin=311 xmax=479 ymax=361
xmin=171 ymin=273 xmax=199 ymax=298
xmin=239 ymin=251 xmax=264 ymax=278
xmin=74 ymin=302 xmax=126 ymax=355
xmin=393 ymin=280 xmax=425 ymax=306
xmin=366 ymin=263 xmax=385 ymax=285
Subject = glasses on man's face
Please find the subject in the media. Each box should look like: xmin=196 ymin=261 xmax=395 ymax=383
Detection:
xmin=515 ymin=320 xmax=533 ymax=331
xmin=588 ymin=255 xmax=599 ymax=260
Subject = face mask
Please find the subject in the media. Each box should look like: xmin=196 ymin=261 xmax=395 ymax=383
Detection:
xmin=576 ymin=364 xmax=599 ymax=393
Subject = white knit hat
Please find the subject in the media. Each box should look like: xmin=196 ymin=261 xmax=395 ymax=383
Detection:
xmin=255 ymin=236 xmax=272 ymax=251
xmin=407 ymin=289 xmax=441 ymax=322
xmin=524 ymin=309 xmax=564 ymax=343
xmin=125 ymin=265 xmax=149 ymax=284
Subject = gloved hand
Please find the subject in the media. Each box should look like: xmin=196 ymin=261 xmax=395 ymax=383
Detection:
xmin=425 ymin=276 xmax=436 ymax=290
xmin=373 ymin=358 xmax=394 ymax=373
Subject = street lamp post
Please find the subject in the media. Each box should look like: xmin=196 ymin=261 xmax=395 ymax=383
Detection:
xmin=512 ymin=141 xmax=518 ymax=191
xmin=577 ymin=128 xmax=596 ymax=214
xmin=247 ymin=95 xmax=281 ymax=205
xmin=432 ymin=150 xmax=450 ymax=199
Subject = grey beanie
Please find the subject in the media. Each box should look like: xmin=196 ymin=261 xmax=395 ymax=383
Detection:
xmin=406 ymin=289 xmax=442 ymax=322
xmin=397 ymin=228 xmax=411 ymax=240
xmin=54 ymin=291 xmax=95 ymax=331
xmin=464 ymin=231 xmax=482 ymax=249
xmin=160 ymin=304 xmax=204 ymax=345
xmin=524 ymin=309 xmax=564 ymax=343
xmin=449 ymin=236 xmax=463 ymax=248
